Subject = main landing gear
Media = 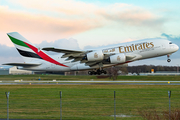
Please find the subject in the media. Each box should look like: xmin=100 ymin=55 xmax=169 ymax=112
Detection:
xmin=88 ymin=69 xmax=107 ymax=75
xmin=167 ymin=54 xmax=171 ymax=62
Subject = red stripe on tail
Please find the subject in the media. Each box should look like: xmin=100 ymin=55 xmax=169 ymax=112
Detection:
xmin=24 ymin=42 xmax=68 ymax=67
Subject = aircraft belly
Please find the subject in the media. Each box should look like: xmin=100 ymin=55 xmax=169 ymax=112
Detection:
xmin=71 ymin=64 xmax=92 ymax=70
xmin=21 ymin=63 xmax=70 ymax=72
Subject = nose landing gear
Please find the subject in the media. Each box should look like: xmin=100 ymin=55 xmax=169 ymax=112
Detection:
xmin=167 ymin=54 xmax=171 ymax=62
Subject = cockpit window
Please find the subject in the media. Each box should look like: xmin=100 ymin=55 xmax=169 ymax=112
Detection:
xmin=169 ymin=42 xmax=172 ymax=44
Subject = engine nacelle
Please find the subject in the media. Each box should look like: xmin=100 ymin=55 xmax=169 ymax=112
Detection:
xmin=86 ymin=50 xmax=104 ymax=61
xmin=109 ymin=54 xmax=126 ymax=64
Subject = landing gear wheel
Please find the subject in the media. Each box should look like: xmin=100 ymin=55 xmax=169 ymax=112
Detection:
xmin=100 ymin=70 xmax=107 ymax=74
xmin=88 ymin=71 xmax=92 ymax=75
xmin=97 ymin=69 xmax=101 ymax=75
xmin=88 ymin=69 xmax=107 ymax=75
xmin=167 ymin=55 xmax=171 ymax=62
xmin=97 ymin=72 xmax=101 ymax=75
xmin=167 ymin=59 xmax=171 ymax=62
xmin=88 ymin=71 xmax=97 ymax=75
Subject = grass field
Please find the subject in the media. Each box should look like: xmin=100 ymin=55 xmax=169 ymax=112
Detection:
xmin=0 ymin=75 xmax=180 ymax=119
xmin=0 ymin=85 xmax=180 ymax=119
xmin=1 ymin=74 xmax=180 ymax=81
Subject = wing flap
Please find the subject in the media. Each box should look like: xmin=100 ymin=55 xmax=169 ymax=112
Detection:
xmin=42 ymin=47 xmax=94 ymax=64
xmin=42 ymin=47 xmax=86 ymax=54
xmin=3 ymin=63 xmax=41 ymax=67
xmin=42 ymin=47 xmax=90 ymax=60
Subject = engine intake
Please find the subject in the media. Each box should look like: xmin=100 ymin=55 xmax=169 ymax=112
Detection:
xmin=109 ymin=54 xmax=126 ymax=64
xmin=86 ymin=50 xmax=104 ymax=61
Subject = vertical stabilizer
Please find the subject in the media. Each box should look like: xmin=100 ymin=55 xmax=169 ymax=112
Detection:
xmin=7 ymin=32 xmax=68 ymax=67
xmin=7 ymin=32 xmax=41 ymax=62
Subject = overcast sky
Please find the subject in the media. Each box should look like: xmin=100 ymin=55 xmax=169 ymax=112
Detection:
xmin=0 ymin=0 xmax=180 ymax=66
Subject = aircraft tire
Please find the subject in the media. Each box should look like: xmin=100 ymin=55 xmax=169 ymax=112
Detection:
xmin=90 ymin=71 xmax=94 ymax=75
xmin=167 ymin=59 xmax=171 ymax=62
xmin=101 ymin=70 xmax=107 ymax=74
xmin=88 ymin=71 xmax=92 ymax=75
xmin=97 ymin=72 xmax=101 ymax=75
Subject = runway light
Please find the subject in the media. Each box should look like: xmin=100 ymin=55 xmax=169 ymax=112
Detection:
xmin=168 ymin=81 xmax=170 ymax=84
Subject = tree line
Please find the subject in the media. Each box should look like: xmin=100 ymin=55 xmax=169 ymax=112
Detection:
xmin=118 ymin=65 xmax=179 ymax=74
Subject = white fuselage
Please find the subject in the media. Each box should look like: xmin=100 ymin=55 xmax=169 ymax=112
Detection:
xmin=21 ymin=38 xmax=179 ymax=72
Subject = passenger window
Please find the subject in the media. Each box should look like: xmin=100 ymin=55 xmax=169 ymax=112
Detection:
xmin=169 ymin=42 xmax=172 ymax=44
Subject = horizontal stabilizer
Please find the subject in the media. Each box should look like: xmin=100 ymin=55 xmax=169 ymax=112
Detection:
xmin=3 ymin=63 xmax=41 ymax=67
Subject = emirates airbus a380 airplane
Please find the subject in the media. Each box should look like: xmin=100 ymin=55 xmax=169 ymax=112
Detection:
xmin=3 ymin=32 xmax=179 ymax=75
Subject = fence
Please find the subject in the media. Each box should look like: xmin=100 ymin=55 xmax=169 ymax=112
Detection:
xmin=0 ymin=85 xmax=180 ymax=120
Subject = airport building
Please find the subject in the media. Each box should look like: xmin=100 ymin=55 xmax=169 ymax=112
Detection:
xmin=0 ymin=66 xmax=33 ymax=75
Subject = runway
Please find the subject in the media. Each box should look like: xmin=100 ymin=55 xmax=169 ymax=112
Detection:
xmin=0 ymin=80 xmax=180 ymax=85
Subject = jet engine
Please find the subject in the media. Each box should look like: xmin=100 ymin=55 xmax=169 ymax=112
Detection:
xmin=108 ymin=53 xmax=126 ymax=64
xmin=86 ymin=50 xmax=104 ymax=61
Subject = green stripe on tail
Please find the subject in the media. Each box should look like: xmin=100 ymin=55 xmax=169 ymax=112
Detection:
xmin=8 ymin=35 xmax=30 ymax=48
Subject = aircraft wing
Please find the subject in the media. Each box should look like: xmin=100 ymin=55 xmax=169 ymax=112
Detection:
xmin=43 ymin=47 xmax=141 ymax=61
xmin=42 ymin=47 xmax=86 ymax=54
xmin=3 ymin=63 xmax=41 ymax=67
xmin=42 ymin=47 xmax=132 ymax=67
xmin=42 ymin=47 xmax=92 ymax=58
xmin=43 ymin=47 xmax=105 ymax=67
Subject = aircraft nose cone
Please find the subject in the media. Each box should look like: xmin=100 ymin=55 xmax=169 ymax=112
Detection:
xmin=175 ymin=44 xmax=179 ymax=51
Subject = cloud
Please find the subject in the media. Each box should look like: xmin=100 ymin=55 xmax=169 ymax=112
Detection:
xmin=83 ymin=38 xmax=134 ymax=50
xmin=161 ymin=33 xmax=180 ymax=41
xmin=0 ymin=3 xmax=103 ymax=46
xmin=97 ymin=5 xmax=165 ymax=28
xmin=12 ymin=0 xmax=160 ymax=26
xmin=10 ymin=0 xmax=97 ymax=16
xmin=1 ymin=0 xmax=164 ymax=34
xmin=38 ymin=38 xmax=80 ymax=50
xmin=0 ymin=5 xmax=102 ymax=36
xmin=0 ymin=44 xmax=19 ymax=57
xmin=0 ymin=0 xmax=168 ymax=49
xmin=0 ymin=44 xmax=23 ymax=65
